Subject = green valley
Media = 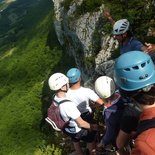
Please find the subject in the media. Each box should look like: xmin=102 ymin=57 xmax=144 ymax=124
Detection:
xmin=0 ymin=0 xmax=75 ymax=154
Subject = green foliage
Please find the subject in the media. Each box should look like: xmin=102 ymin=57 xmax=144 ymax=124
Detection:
xmin=84 ymin=55 xmax=95 ymax=69
xmin=111 ymin=49 xmax=120 ymax=59
xmin=34 ymin=144 xmax=62 ymax=155
xmin=75 ymin=0 xmax=102 ymax=16
xmin=0 ymin=2 xmax=7 ymax=10
xmin=0 ymin=0 xmax=75 ymax=154
xmin=103 ymin=0 xmax=155 ymax=42
xmin=61 ymin=0 xmax=73 ymax=10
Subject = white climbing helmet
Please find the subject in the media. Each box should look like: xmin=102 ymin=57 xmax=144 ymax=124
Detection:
xmin=48 ymin=73 xmax=69 ymax=91
xmin=95 ymin=76 xmax=116 ymax=98
xmin=113 ymin=19 xmax=130 ymax=35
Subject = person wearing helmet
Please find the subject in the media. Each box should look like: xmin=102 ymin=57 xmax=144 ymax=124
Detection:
xmin=95 ymin=76 xmax=140 ymax=155
xmin=48 ymin=73 xmax=98 ymax=155
xmin=113 ymin=19 xmax=148 ymax=55
xmin=66 ymin=68 xmax=104 ymax=123
xmin=114 ymin=51 xmax=155 ymax=155
xmin=103 ymin=9 xmax=150 ymax=55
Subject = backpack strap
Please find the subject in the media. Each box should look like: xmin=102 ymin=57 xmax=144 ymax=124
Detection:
xmin=45 ymin=117 xmax=61 ymax=131
xmin=53 ymin=99 xmax=71 ymax=105
xmin=137 ymin=117 xmax=155 ymax=136
xmin=53 ymin=99 xmax=72 ymax=122
xmin=52 ymin=93 xmax=71 ymax=105
xmin=58 ymin=99 xmax=71 ymax=105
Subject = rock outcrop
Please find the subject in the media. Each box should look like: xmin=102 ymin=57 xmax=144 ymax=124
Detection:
xmin=52 ymin=0 xmax=118 ymax=83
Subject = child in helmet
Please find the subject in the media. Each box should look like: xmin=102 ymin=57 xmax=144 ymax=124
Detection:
xmin=95 ymin=76 xmax=141 ymax=155
xmin=114 ymin=51 xmax=155 ymax=155
xmin=48 ymin=73 xmax=98 ymax=155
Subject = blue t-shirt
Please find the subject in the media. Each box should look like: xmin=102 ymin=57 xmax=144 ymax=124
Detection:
xmin=120 ymin=37 xmax=144 ymax=54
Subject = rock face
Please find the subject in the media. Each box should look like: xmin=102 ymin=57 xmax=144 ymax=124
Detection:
xmin=52 ymin=0 xmax=118 ymax=83
xmin=52 ymin=0 xmax=155 ymax=86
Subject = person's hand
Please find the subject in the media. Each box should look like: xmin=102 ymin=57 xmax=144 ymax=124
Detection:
xmin=103 ymin=8 xmax=111 ymax=19
xmin=144 ymin=42 xmax=155 ymax=53
xmin=103 ymin=8 xmax=115 ymax=25
xmin=90 ymin=124 xmax=98 ymax=131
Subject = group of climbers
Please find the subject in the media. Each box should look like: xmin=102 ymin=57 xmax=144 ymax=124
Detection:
xmin=46 ymin=9 xmax=155 ymax=155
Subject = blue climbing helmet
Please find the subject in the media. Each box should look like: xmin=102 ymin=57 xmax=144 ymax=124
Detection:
xmin=114 ymin=51 xmax=155 ymax=91
xmin=67 ymin=68 xmax=81 ymax=83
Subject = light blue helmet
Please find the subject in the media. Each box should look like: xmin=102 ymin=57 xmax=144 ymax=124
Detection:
xmin=67 ymin=68 xmax=81 ymax=83
xmin=114 ymin=51 xmax=155 ymax=91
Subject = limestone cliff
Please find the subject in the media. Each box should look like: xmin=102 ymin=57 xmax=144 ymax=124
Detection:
xmin=52 ymin=0 xmax=118 ymax=84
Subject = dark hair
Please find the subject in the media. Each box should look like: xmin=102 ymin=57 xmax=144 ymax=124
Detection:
xmin=133 ymin=86 xmax=155 ymax=105
xmin=119 ymin=88 xmax=137 ymax=98
xmin=120 ymin=86 xmax=155 ymax=105
xmin=126 ymin=29 xmax=133 ymax=37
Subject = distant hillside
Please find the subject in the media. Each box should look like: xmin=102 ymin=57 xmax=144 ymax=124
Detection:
xmin=0 ymin=0 xmax=75 ymax=154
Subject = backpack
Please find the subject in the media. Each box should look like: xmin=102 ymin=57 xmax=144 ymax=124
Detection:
xmin=45 ymin=99 xmax=71 ymax=131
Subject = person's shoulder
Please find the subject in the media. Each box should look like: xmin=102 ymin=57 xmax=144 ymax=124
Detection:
xmin=123 ymin=103 xmax=141 ymax=117
xmin=130 ymin=37 xmax=143 ymax=44
xmin=60 ymin=99 xmax=76 ymax=109
xmin=79 ymin=86 xmax=92 ymax=91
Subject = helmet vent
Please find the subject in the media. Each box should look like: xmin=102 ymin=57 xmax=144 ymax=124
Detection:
xmin=124 ymin=61 xmax=149 ymax=72
xmin=132 ymin=66 xmax=139 ymax=70
xmin=147 ymin=60 xmax=150 ymax=64
xmin=124 ymin=66 xmax=139 ymax=71
xmin=139 ymin=74 xmax=148 ymax=80
xmin=141 ymin=62 xmax=146 ymax=68
xmin=120 ymin=29 xmax=125 ymax=32
xmin=124 ymin=68 xmax=130 ymax=71
xmin=115 ymin=29 xmax=118 ymax=33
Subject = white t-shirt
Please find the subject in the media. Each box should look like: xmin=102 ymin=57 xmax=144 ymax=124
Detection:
xmin=54 ymin=95 xmax=81 ymax=133
xmin=66 ymin=86 xmax=99 ymax=113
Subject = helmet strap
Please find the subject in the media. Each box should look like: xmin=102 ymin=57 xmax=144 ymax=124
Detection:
xmin=60 ymin=84 xmax=69 ymax=93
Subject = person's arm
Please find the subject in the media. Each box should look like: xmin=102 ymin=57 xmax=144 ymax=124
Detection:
xmin=75 ymin=116 xmax=98 ymax=131
xmin=65 ymin=101 xmax=98 ymax=130
xmin=144 ymin=42 xmax=155 ymax=53
xmin=116 ymin=130 xmax=131 ymax=155
xmin=88 ymin=88 xmax=105 ymax=107
xmin=95 ymin=98 xmax=105 ymax=106
xmin=103 ymin=9 xmax=115 ymax=25
xmin=116 ymin=129 xmax=131 ymax=149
